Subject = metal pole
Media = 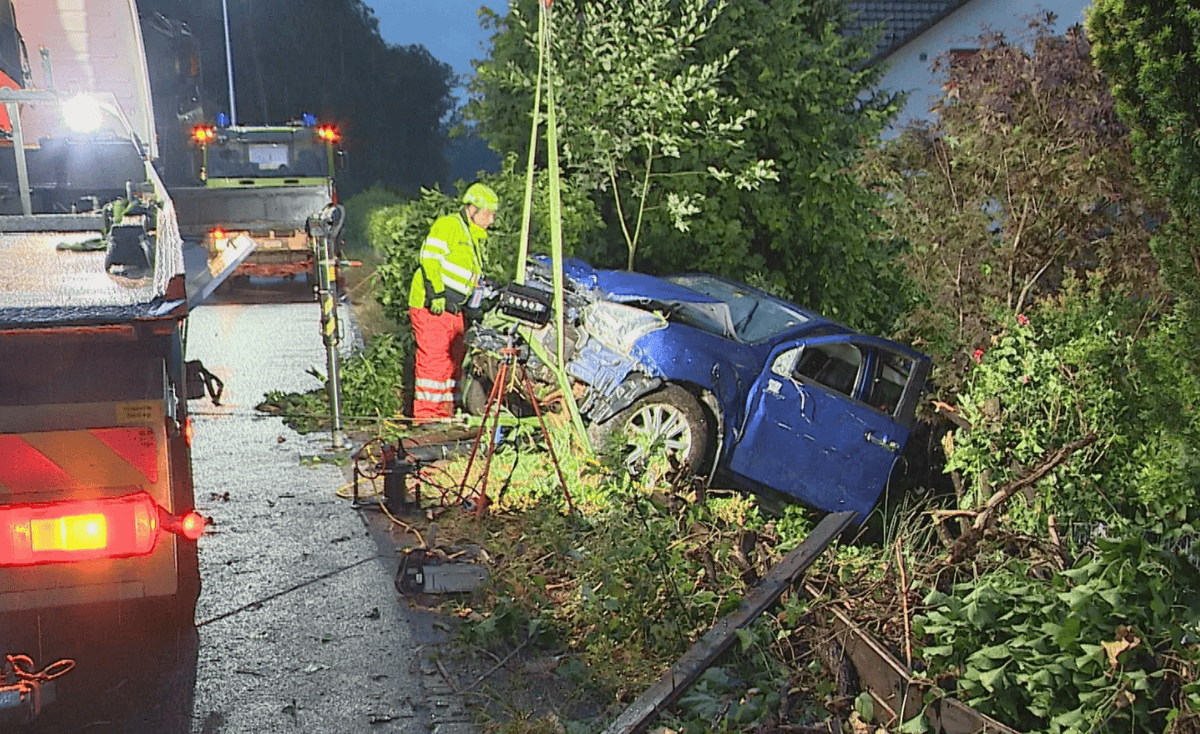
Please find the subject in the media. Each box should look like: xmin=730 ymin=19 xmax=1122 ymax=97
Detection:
xmin=7 ymin=102 xmax=30 ymax=216
xmin=310 ymin=205 xmax=345 ymax=449
xmin=221 ymin=0 xmax=237 ymax=125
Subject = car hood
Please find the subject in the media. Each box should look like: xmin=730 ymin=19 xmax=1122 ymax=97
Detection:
xmin=559 ymin=257 xmax=716 ymax=304
xmin=557 ymin=257 xmax=738 ymax=339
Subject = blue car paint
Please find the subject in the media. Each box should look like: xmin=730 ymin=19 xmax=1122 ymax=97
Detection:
xmin=725 ymin=334 xmax=914 ymax=519
xmin=559 ymin=258 xmax=725 ymax=307
xmin=536 ymin=258 xmax=931 ymax=520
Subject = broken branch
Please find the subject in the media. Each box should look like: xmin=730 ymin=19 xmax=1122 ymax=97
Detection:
xmin=948 ymin=433 xmax=1097 ymax=563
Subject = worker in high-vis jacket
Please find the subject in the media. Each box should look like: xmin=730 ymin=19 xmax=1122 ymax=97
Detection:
xmin=407 ymin=182 xmax=499 ymax=420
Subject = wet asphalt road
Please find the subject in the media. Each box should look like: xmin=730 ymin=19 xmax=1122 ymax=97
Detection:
xmin=186 ymin=284 xmax=429 ymax=733
xmin=3 ymin=279 xmax=472 ymax=734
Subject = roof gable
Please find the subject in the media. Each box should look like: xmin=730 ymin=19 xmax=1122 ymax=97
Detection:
xmin=846 ymin=0 xmax=973 ymax=62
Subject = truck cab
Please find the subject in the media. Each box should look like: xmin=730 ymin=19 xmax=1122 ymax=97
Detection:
xmin=174 ymin=118 xmax=341 ymax=282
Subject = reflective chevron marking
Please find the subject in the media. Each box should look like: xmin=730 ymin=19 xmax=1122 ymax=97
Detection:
xmin=0 ymin=427 xmax=158 ymax=493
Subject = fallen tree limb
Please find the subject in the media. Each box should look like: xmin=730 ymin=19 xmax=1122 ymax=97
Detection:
xmin=947 ymin=433 xmax=1097 ymax=563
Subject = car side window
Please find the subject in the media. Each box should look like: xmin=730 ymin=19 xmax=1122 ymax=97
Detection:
xmin=866 ymin=350 xmax=916 ymax=417
xmin=793 ymin=342 xmax=862 ymax=397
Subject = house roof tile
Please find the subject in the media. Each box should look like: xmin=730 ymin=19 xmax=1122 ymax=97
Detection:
xmin=846 ymin=0 xmax=973 ymax=61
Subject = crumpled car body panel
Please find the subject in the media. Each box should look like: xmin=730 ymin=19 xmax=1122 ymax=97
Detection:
xmin=475 ymin=258 xmax=932 ymax=521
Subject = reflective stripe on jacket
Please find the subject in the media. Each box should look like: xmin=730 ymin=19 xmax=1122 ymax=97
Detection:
xmin=408 ymin=210 xmax=486 ymax=309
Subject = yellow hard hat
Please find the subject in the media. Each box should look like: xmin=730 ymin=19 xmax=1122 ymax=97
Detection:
xmin=463 ymin=182 xmax=499 ymax=212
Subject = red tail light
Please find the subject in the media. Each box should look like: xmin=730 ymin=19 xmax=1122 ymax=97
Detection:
xmin=1 ymin=493 xmax=158 ymax=566
xmin=192 ymin=125 xmax=216 ymax=144
xmin=178 ymin=511 xmax=205 ymax=540
xmin=0 ymin=494 xmax=204 ymax=567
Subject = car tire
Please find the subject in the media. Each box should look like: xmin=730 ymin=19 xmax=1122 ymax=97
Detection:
xmin=590 ymin=384 xmax=709 ymax=475
xmin=461 ymin=374 xmax=491 ymax=416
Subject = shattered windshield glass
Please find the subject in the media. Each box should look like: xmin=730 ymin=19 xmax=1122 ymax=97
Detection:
xmin=665 ymin=275 xmax=810 ymax=343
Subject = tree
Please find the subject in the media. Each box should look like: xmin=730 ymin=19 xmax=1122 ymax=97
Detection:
xmin=858 ymin=18 xmax=1163 ymax=392
xmin=638 ymin=0 xmax=905 ymax=332
xmin=469 ymin=0 xmax=772 ymax=270
xmin=138 ymin=0 xmax=457 ymax=195
xmin=1088 ymin=0 xmax=1200 ymax=310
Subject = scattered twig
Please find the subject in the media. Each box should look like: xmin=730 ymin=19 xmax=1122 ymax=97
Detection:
xmin=932 ymin=400 xmax=972 ymax=430
xmin=435 ymin=658 xmax=460 ymax=694
xmin=895 ymin=539 xmax=912 ymax=668
xmin=470 ymin=645 xmax=503 ymax=664
xmin=461 ymin=633 xmax=534 ymax=693
xmin=1047 ymin=513 xmax=1072 ymax=568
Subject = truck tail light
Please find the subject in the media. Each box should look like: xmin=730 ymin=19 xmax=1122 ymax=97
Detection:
xmin=0 ymin=493 xmax=204 ymax=567
xmin=192 ymin=125 xmax=216 ymax=144
xmin=179 ymin=511 xmax=205 ymax=540
xmin=161 ymin=509 xmax=206 ymax=542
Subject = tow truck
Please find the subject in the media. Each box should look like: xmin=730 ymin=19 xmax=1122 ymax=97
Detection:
xmin=172 ymin=117 xmax=342 ymax=284
xmin=0 ymin=0 xmax=245 ymax=722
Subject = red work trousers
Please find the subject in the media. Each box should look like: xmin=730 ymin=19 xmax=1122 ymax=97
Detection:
xmin=409 ymin=307 xmax=466 ymax=420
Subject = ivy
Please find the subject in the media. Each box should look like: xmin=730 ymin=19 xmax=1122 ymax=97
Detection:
xmin=914 ymin=533 xmax=1200 ymax=733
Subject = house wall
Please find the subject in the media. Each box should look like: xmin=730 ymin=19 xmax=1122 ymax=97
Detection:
xmin=877 ymin=0 xmax=1091 ymax=136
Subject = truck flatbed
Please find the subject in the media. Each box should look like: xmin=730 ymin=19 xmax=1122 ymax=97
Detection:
xmin=0 ymin=216 xmax=183 ymax=327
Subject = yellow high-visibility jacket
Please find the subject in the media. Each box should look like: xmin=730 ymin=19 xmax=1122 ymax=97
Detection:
xmin=408 ymin=210 xmax=486 ymax=310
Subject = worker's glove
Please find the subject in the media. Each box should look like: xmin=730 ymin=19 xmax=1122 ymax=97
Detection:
xmin=429 ymin=294 xmax=446 ymax=315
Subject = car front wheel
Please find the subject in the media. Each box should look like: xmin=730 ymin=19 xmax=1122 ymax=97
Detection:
xmin=590 ymin=384 xmax=709 ymax=476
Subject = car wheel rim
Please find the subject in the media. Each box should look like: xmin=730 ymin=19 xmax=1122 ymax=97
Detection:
xmin=624 ymin=404 xmax=691 ymax=465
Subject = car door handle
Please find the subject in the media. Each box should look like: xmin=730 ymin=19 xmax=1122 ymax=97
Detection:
xmin=865 ymin=431 xmax=899 ymax=453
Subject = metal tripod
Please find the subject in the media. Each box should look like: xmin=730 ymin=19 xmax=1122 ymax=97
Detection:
xmin=458 ymin=339 xmax=575 ymax=517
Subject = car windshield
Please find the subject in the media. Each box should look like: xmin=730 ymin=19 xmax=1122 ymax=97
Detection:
xmin=208 ymin=130 xmax=329 ymax=179
xmin=664 ymin=275 xmax=810 ymax=343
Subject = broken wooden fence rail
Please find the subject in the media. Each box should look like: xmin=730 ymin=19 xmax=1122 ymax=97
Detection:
xmin=803 ymin=582 xmax=1020 ymax=734
xmin=601 ymin=510 xmax=858 ymax=734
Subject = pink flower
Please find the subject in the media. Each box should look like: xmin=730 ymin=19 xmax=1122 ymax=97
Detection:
xmin=972 ymin=348 xmax=984 ymax=364
xmin=1017 ymin=313 xmax=1030 ymax=327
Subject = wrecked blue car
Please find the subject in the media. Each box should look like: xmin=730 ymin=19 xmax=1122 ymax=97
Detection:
xmin=466 ymin=258 xmax=931 ymax=521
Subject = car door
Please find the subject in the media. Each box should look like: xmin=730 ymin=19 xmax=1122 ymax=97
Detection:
xmin=726 ymin=334 xmax=921 ymax=520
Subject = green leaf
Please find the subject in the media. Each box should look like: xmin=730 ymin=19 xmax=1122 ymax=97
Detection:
xmin=854 ymin=691 xmax=874 ymax=721
xmin=976 ymin=661 xmax=1009 ymax=692
xmin=1055 ymin=616 xmax=1081 ymax=649
xmin=734 ymin=626 xmax=755 ymax=652
xmin=1075 ymin=644 xmax=1103 ymax=669
xmin=899 ymin=713 xmax=930 ymax=733
xmin=921 ymin=644 xmax=955 ymax=658
xmin=976 ymin=643 xmax=1012 ymax=659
